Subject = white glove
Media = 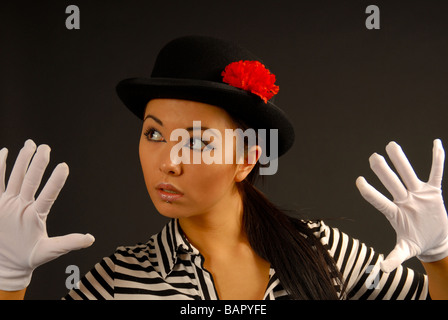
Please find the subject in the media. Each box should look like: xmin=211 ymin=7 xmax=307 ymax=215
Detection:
xmin=0 ymin=139 xmax=94 ymax=291
xmin=356 ymin=139 xmax=448 ymax=273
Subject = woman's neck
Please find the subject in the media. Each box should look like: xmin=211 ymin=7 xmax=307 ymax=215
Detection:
xmin=178 ymin=188 xmax=247 ymax=256
xmin=177 ymin=186 xmax=271 ymax=300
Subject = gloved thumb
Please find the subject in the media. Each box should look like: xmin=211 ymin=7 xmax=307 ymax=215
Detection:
xmin=30 ymin=233 xmax=95 ymax=268
xmin=380 ymin=241 xmax=412 ymax=273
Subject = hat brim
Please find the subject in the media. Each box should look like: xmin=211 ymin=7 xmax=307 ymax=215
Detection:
xmin=116 ymin=77 xmax=294 ymax=157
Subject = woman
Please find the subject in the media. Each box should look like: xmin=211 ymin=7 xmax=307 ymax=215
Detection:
xmin=0 ymin=36 xmax=447 ymax=300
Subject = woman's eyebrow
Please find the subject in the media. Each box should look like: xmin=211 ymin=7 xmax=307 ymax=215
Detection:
xmin=144 ymin=114 xmax=213 ymax=132
xmin=144 ymin=114 xmax=163 ymax=126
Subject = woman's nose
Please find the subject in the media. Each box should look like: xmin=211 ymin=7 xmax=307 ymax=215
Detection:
xmin=160 ymin=162 xmax=182 ymax=176
xmin=159 ymin=149 xmax=182 ymax=176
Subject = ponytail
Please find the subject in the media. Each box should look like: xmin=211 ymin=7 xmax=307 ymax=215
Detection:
xmin=237 ymin=176 xmax=344 ymax=299
xmin=230 ymin=115 xmax=345 ymax=300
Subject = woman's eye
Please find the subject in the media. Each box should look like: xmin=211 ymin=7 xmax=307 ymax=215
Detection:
xmin=144 ymin=128 xmax=214 ymax=151
xmin=188 ymin=137 xmax=205 ymax=150
xmin=144 ymin=128 xmax=164 ymax=141
xmin=187 ymin=137 xmax=214 ymax=151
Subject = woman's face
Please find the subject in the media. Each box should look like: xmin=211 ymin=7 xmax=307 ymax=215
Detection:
xmin=139 ymin=98 xmax=256 ymax=219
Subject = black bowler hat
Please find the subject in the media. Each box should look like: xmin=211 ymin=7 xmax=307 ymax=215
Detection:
xmin=116 ymin=35 xmax=294 ymax=157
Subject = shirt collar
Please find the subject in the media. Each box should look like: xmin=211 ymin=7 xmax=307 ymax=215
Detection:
xmin=154 ymin=219 xmax=282 ymax=299
xmin=154 ymin=219 xmax=200 ymax=279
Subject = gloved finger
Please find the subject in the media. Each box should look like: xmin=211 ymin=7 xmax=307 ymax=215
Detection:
xmin=6 ymin=140 xmax=37 ymax=196
xmin=35 ymin=162 xmax=69 ymax=217
xmin=385 ymin=141 xmax=422 ymax=192
xmin=356 ymin=176 xmax=398 ymax=221
xmin=0 ymin=148 xmax=8 ymax=195
xmin=30 ymin=233 xmax=95 ymax=268
xmin=380 ymin=241 xmax=412 ymax=273
xmin=368 ymin=153 xmax=408 ymax=201
xmin=20 ymin=144 xmax=51 ymax=202
xmin=428 ymin=139 xmax=445 ymax=188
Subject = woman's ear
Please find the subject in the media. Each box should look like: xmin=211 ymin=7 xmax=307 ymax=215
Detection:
xmin=235 ymin=145 xmax=262 ymax=182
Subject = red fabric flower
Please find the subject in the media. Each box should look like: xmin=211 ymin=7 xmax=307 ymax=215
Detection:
xmin=221 ymin=60 xmax=279 ymax=103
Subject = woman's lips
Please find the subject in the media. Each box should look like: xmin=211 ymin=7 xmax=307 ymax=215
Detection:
xmin=156 ymin=183 xmax=184 ymax=202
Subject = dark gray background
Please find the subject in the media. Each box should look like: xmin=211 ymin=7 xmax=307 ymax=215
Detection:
xmin=1 ymin=0 xmax=447 ymax=299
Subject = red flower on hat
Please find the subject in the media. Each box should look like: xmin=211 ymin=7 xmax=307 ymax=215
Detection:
xmin=221 ymin=60 xmax=279 ymax=103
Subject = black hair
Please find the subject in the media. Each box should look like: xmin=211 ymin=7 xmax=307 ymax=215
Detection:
xmin=232 ymin=116 xmax=346 ymax=300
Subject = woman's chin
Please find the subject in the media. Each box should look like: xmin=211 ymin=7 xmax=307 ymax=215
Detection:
xmin=153 ymin=201 xmax=193 ymax=219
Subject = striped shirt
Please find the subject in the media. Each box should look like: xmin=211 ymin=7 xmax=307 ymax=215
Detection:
xmin=64 ymin=219 xmax=428 ymax=300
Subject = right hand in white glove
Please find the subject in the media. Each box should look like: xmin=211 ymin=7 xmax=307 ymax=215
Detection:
xmin=356 ymin=140 xmax=448 ymax=273
xmin=0 ymin=139 xmax=94 ymax=291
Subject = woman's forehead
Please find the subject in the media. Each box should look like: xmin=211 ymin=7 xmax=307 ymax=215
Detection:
xmin=144 ymin=98 xmax=237 ymax=129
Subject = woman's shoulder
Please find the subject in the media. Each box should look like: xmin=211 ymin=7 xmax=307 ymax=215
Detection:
xmin=114 ymin=240 xmax=155 ymax=256
xmin=295 ymin=218 xmax=340 ymax=249
xmin=301 ymin=219 xmax=331 ymax=238
xmin=105 ymin=235 xmax=159 ymax=268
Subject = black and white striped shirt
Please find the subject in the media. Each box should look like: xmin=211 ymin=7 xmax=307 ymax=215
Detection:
xmin=64 ymin=219 xmax=428 ymax=300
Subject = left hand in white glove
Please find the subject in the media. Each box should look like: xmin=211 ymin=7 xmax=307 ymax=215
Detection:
xmin=356 ymin=139 xmax=448 ymax=273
